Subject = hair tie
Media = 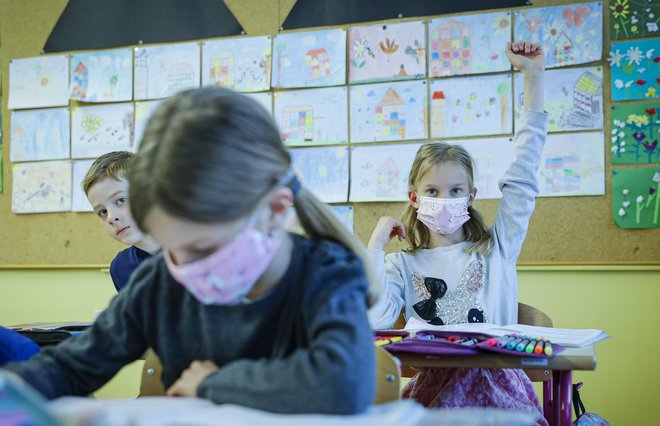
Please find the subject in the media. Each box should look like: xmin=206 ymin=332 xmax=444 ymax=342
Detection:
xmin=289 ymin=175 xmax=302 ymax=199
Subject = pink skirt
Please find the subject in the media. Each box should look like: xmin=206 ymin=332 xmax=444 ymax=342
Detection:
xmin=402 ymin=367 xmax=548 ymax=426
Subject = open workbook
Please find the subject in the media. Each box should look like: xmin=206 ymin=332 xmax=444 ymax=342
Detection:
xmin=403 ymin=318 xmax=610 ymax=348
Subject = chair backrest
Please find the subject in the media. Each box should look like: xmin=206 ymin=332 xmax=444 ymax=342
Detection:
xmin=139 ymin=349 xmax=165 ymax=397
xmin=518 ymin=302 xmax=553 ymax=382
xmin=373 ymin=346 xmax=401 ymax=404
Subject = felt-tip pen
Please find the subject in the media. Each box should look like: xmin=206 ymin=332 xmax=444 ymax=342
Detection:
xmin=525 ymin=340 xmax=537 ymax=354
xmin=515 ymin=339 xmax=529 ymax=352
xmin=543 ymin=341 xmax=553 ymax=356
xmin=506 ymin=338 xmax=522 ymax=350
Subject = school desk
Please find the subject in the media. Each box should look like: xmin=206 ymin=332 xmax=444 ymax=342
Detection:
xmin=388 ymin=345 xmax=597 ymax=426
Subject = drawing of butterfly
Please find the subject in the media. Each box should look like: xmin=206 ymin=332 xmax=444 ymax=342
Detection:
xmin=562 ymin=5 xmax=590 ymax=28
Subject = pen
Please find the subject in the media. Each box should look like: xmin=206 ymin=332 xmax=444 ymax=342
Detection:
xmin=544 ymin=340 xmax=553 ymax=356
xmin=497 ymin=335 xmax=515 ymax=348
xmin=515 ymin=339 xmax=529 ymax=352
xmin=447 ymin=336 xmax=464 ymax=343
xmin=418 ymin=334 xmax=434 ymax=340
xmin=461 ymin=338 xmax=479 ymax=346
xmin=506 ymin=337 xmax=522 ymax=350
xmin=534 ymin=341 xmax=545 ymax=354
xmin=525 ymin=340 xmax=537 ymax=354
xmin=486 ymin=337 xmax=498 ymax=346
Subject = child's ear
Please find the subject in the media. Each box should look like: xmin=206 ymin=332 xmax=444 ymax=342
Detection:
xmin=267 ymin=186 xmax=294 ymax=230
xmin=468 ymin=188 xmax=478 ymax=206
xmin=408 ymin=191 xmax=419 ymax=208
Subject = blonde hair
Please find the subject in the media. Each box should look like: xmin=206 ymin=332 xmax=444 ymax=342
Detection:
xmin=82 ymin=151 xmax=134 ymax=195
xmin=401 ymin=142 xmax=493 ymax=256
xmin=129 ymin=87 xmax=379 ymax=307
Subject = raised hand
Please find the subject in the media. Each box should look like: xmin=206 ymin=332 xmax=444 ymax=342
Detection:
xmin=505 ymin=41 xmax=545 ymax=72
xmin=368 ymin=217 xmax=406 ymax=250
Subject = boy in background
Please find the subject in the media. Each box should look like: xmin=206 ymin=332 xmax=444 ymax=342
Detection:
xmin=83 ymin=151 xmax=160 ymax=292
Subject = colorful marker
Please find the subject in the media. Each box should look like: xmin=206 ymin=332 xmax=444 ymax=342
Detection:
xmin=497 ymin=335 xmax=516 ymax=348
xmin=534 ymin=341 xmax=545 ymax=354
xmin=506 ymin=337 xmax=522 ymax=350
xmin=461 ymin=338 xmax=479 ymax=346
xmin=544 ymin=341 xmax=553 ymax=356
xmin=515 ymin=339 xmax=529 ymax=352
xmin=525 ymin=340 xmax=537 ymax=354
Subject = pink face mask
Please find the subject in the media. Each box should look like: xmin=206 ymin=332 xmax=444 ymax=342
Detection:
xmin=164 ymin=215 xmax=280 ymax=305
xmin=416 ymin=195 xmax=471 ymax=235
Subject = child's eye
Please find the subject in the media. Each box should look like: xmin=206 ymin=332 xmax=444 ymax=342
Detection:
xmin=97 ymin=209 xmax=108 ymax=219
xmin=116 ymin=197 xmax=127 ymax=207
xmin=450 ymin=188 xmax=463 ymax=196
xmin=426 ymin=189 xmax=438 ymax=197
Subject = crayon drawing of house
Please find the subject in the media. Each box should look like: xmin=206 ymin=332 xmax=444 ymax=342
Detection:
xmin=553 ymin=31 xmax=574 ymax=66
xmin=71 ymin=61 xmax=89 ymax=100
xmin=430 ymin=19 xmax=471 ymax=76
xmin=305 ymin=48 xmax=331 ymax=80
xmin=376 ymin=157 xmax=400 ymax=196
xmin=282 ymin=105 xmax=314 ymax=141
xmin=375 ymin=88 xmax=407 ymax=140
xmin=573 ymin=71 xmax=602 ymax=114
xmin=168 ymin=63 xmax=196 ymax=93
xmin=209 ymin=51 xmax=235 ymax=87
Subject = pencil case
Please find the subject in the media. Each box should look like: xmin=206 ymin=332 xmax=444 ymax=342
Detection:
xmin=379 ymin=330 xmax=487 ymax=356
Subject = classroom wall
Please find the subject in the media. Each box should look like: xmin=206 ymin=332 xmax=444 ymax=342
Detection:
xmin=1 ymin=267 xmax=658 ymax=424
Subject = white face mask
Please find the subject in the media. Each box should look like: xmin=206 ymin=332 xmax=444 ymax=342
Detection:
xmin=416 ymin=195 xmax=470 ymax=235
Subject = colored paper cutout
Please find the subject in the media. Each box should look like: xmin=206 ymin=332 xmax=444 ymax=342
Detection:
xmin=609 ymin=38 xmax=660 ymax=101
xmin=611 ymin=101 xmax=660 ymax=165
xmin=350 ymin=79 xmax=428 ymax=143
xmin=349 ymin=20 xmax=426 ymax=84
xmin=612 ymin=167 xmax=660 ymax=228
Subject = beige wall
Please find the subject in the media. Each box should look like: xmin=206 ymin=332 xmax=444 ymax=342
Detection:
xmin=1 ymin=267 xmax=658 ymax=424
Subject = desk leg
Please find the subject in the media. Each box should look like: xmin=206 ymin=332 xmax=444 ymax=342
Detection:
xmin=543 ymin=380 xmax=552 ymax=425
xmin=559 ymin=371 xmax=572 ymax=426
xmin=552 ymin=371 xmax=560 ymax=426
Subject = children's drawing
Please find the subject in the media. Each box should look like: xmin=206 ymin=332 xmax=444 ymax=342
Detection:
xmin=284 ymin=205 xmax=354 ymax=235
xmin=8 ymin=55 xmax=69 ymax=109
xmin=350 ymin=143 xmax=422 ymax=202
xmin=72 ymin=159 xmax=95 ymax=212
xmin=514 ymin=2 xmax=602 ymax=69
xmin=349 ymin=20 xmax=426 ymax=84
xmin=70 ymin=49 xmax=133 ymax=102
xmin=515 ymin=66 xmax=603 ymax=132
xmin=245 ymin=92 xmax=273 ymax=116
xmin=134 ymin=42 xmax=200 ymax=100
xmin=611 ymin=102 xmax=660 ymax=165
xmin=134 ymin=100 xmax=164 ymax=150
xmin=10 ymin=108 xmax=70 ymax=162
xmin=274 ymin=87 xmax=348 ymax=146
xmin=612 ymin=168 xmax=660 ymax=228
xmin=454 ymin=137 xmax=515 ymax=200
xmin=609 ymin=38 xmax=660 ymax=101
xmin=273 ymin=29 xmax=346 ymax=88
xmin=71 ymin=103 xmax=134 ymax=159
xmin=537 ymin=132 xmax=604 ymax=197
xmin=350 ymin=79 xmax=427 ymax=143
xmin=610 ymin=0 xmax=660 ymax=40
xmin=430 ymin=74 xmax=512 ymax=138
xmin=12 ymin=160 xmax=71 ymax=214
xmin=429 ymin=11 xmax=512 ymax=77
xmin=202 ymin=36 xmax=271 ymax=92
xmin=289 ymin=146 xmax=349 ymax=203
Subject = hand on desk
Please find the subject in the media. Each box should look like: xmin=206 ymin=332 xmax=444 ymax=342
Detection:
xmin=166 ymin=360 xmax=218 ymax=397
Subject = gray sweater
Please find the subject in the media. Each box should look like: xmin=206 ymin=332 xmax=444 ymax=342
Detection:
xmin=4 ymin=235 xmax=375 ymax=414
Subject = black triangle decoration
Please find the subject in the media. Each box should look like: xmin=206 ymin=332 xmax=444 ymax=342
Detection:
xmin=282 ymin=0 xmax=529 ymax=30
xmin=44 ymin=0 xmax=244 ymax=53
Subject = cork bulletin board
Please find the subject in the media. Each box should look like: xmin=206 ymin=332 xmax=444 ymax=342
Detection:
xmin=0 ymin=0 xmax=658 ymax=266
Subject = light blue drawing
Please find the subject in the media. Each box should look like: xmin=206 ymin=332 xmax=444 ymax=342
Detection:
xmin=289 ymin=146 xmax=349 ymax=203
xmin=134 ymin=42 xmax=201 ymax=100
xmin=329 ymin=205 xmax=354 ymax=232
xmin=274 ymin=86 xmax=348 ymax=146
xmin=70 ymin=48 xmax=133 ymax=102
xmin=71 ymin=103 xmax=134 ymax=159
xmin=429 ymin=11 xmax=512 ymax=77
xmin=272 ymin=28 xmax=346 ymax=88
xmin=202 ymin=36 xmax=272 ymax=92
xmin=514 ymin=2 xmax=602 ymax=69
xmin=10 ymin=108 xmax=70 ymax=162
xmin=351 ymin=79 xmax=427 ymax=143
xmin=609 ymin=38 xmax=660 ymax=101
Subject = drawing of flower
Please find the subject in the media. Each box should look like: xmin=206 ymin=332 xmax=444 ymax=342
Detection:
xmin=610 ymin=0 xmax=630 ymax=20
xmin=655 ymin=173 xmax=660 ymax=183
xmin=626 ymin=46 xmax=643 ymax=65
xmin=637 ymin=195 xmax=644 ymax=203
xmin=353 ymin=38 xmax=368 ymax=59
xmin=646 ymin=49 xmax=656 ymax=59
xmin=619 ymin=208 xmax=626 ymax=217
xmin=543 ymin=20 xmax=563 ymax=41
xmin=625 ymin=80 xmax=634 ymax=88
xmin=631 ymin=25 xmax=639 ymax=34
xmin=608 ymin=49 xmax=623 ymax=67
xmin=623 ymin=189 xmax=629 ymax=195
xmin=525 ymin=15 xmax=542 ymax=33
xmin=647 ymin=22 xmax=658 ymax=32
xmin=645 ymin=87 xmax=657 ymax=98
xmin=614 ymin=79 xmax=624 ymax=89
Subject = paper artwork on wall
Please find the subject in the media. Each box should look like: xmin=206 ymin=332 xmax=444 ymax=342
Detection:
xmin=430 ymin=74 xmax=512 ymax=138
xmin=134 ymin=100 xmax=164 ymax=150
xmin=429 ymin=11 xmax=512 ymax=77
xmin=69 ymin=48 xmax=133 ymax=102
xmin=514 ymin=2 xmax=603 ymax=69
xmin=12 ymin=160 xmax=71 ymax=214
xmin=350 ymin=79 xmax=427 ymax=143
xmin=453 ymin=137 xmax=515 ymax=200
xmin=609 ymin=38 xmax=660 ymax=101
xmin=349 ymin=143 xmax=422 ymax=202
xmin=610 ymin=0 xmax=660 ymax=40
xmin=272 ymin=29 xmax=346 ymax=88
xmin=274 ymin=87 xmax=348 ymax=146
xmin=284 ymin=204 xmax=354 ymax=235
xmin=245 ymin=92 xmax=273 ymax=116
xmin=71 ymin=103 xmax=134 ymax=159
xmin=289 ymin=146 xmax=349 ymax=203
xmin=8 ymin=55 xmax=69 ymax=109
xmin=72 ymin=159 xmax=95 ymax=212
xmin=202 ymin=36 xmax=272 ymax=92
xmin=349 ymin=20 xmax=426 ymax=84
xmin=612 ymin=167 xmax=660 ymax=228
xmin=515 ymin=66 xmax=603 ymax=133
xmin=537 ymin=132 xmax=604 ymax=197
xmin=134 ymin=42 xmax=201 ymax=100
xmin=10 ymin=108 xmax=70 ymax=162
xmin=611 ymin=101 xmax=660 ymax=165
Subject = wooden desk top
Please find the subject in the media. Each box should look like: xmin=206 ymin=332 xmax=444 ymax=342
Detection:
xmin=391 ymin=346 xmax=597 ymax=371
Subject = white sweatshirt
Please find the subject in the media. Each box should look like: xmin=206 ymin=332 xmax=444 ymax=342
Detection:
xmin=368 ymin=108 xmax=548 ymax=329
